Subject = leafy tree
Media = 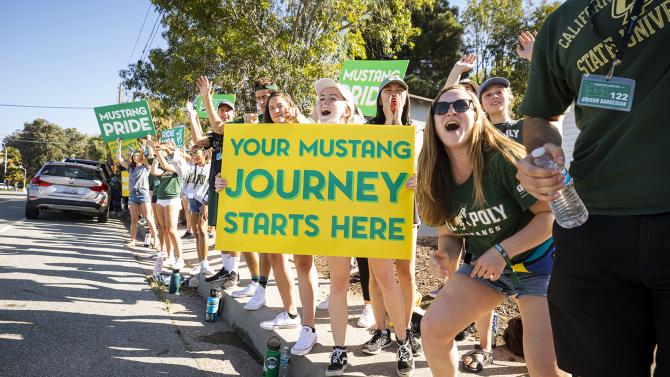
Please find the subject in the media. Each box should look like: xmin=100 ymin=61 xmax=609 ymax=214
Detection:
xmin=121 ymin=0 xmax=429 ymax=114
xmin=0 ymin=146 xmax=23 ymax=184
xmin=461 ymin=0 xmax=560 ymax=110
xmin=366 ymin=0 xmax=464 ymax=98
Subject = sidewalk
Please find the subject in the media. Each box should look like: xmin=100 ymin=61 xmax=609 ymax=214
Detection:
xmin=130 ymin=222 xmax=529 ymax=377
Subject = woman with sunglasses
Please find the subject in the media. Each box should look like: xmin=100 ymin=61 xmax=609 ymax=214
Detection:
xmin=417 ymin=85 xmax=563 ymax=376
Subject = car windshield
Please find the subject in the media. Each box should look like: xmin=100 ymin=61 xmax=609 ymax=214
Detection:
xmin=41 ymin=165 xmax=102 ymax=180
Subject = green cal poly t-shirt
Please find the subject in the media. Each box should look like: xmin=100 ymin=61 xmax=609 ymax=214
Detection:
xmin=519 ymin=0 xmax=670 ymax=216
xmin=494 ymin=119 xmax=524 ymax=143
xmin=447 ymin=151 xmax=538 ymax=262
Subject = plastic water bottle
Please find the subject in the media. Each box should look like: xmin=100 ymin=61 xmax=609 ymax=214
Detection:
xmin=278 ymin=346 xmax=290 ymax=377
xmin=491 ymin=311 xmax=498 ymax=348
xmin=206 ymin=289 xmax=220 ymax=322
xmin=531 ymin=147 xmax=588 ymax=228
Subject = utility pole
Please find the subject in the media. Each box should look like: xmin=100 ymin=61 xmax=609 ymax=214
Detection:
xmin=3 ymin=144 xmax=7 ymax=185
xmin=118 ymin=82 xmax=124 ymax=104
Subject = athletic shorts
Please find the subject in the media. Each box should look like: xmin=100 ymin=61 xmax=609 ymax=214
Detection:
xmin=207 ymin=188 xmax=218 ymax=227
xmin=548 ymin=213 xmax=670 ymax=377
xmin=129 ymin=188 xmax=150 ymax=204
xmin=189 ymin=198 xmax=204 ymax=214
xmin=456 ymin=263 xmax=549 ymax=298
xmin=156 ymin=197 xmax=181 ymax=207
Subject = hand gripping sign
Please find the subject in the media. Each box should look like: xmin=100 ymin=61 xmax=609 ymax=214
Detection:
xmin=215 ymin=123 xmax=415 ymax=260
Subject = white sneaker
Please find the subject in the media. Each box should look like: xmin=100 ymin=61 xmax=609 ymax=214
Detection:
xmin=233 ymin=282 xmax=258 ymax=298
xmin=357 ymin=303 xmax=375 ymax=328
xmin=202 ymin=261 xmax=216 ymax=276
xmin=164 ymin=256 xmax=176 ymax=268
xmin=173 ymin=258 xmax=185 ymax=270
xmin=317 ymin=295 xmax=329 ymax=310
xmin=244 ymin=286 xmax=266 ymax=310
xmin=291 ymin=326 xmax=317 ymax=356
xmin=260 ymin=311 xmax=301 ymax=330
xmin=349 ymin=258 xmax=358 ymax=275
xmin=191 ymin=263 xmax=202 ymax=276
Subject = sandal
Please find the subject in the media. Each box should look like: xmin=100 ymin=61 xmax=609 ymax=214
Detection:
xmin=462 ymin=345 xmax=493 ymax=373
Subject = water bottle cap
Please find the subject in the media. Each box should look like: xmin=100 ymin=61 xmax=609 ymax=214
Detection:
xmin=531 ymin=147 xmax=546 ymax=158
xmin=267 ymin=336 xmax=281 ymax=350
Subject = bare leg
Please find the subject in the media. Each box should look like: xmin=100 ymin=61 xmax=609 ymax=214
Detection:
xmin=368 ymin=267 xmax=387 ymax=329
xmin=243 ymin=252 xmax=260 ymax=277
xmin=294 ymin=254 xmax=318 ymax=327
xmin=327 ymin=256 xmax=351 ymax=347
xmin=128 ymin=203 xmax=140 ymax=242
xmin=165 ymin=204 xmax=182 ymax=259
xmin=395 ymin=226 xmax=418 ymax=327
xmin=139 ymin=203 xmax=159 ymax=247
xmin=421 ymin=275 xmax=504 ymax=377
xmin=151 ymin=203 xmax=164 ymax=250
xmin=268 ymin=253 xmax=297 ymax=314
xmin=259 ymin=253 xmax=271 ymax=278
xmin=517 ymin=296 xmax=567 ymax=376
xmin=369 ymin=258 xmax=407 ymax=341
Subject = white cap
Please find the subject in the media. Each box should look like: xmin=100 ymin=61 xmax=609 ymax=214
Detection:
xmin=531 ymin=147 xmax=546 ymax=158
xmin=314 ymin=78 xmax=365 ymax=122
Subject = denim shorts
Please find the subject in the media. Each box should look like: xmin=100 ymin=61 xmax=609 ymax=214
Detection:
xmin=129 ymin=188 xmax=150 ymax=204
xmin=188 ymin=198 xmax=205 ymax=213
xmin=456 ymin=263 xmax=550 ymax=298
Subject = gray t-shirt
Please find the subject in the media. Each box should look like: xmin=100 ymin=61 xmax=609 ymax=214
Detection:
xmin=129 ymin=165 xmax=149 ymax=191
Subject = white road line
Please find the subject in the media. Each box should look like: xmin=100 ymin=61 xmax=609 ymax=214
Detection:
xmin=0 ymin=218 xmax=26 ymax=235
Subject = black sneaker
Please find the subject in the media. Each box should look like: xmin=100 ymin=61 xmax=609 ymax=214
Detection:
xmin=181 ymin=231 xmax=195 ymax=239
xmin=221 ymin=270 xmax=239 ymax=289
xmin=325 ymin=347 xmax=347 ymax=376
xmin=408 ymin=328 xmax=423 ymax=356
xmin=362 ymin=329 xmax=392 ymax=355
xmin=396 ymin=335 xmax=415 ymax=376
xmin=205 ymin=267 xmax=229 ymax=283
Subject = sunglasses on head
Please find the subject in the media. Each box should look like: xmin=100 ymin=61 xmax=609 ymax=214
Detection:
xmin=432 ymin=99 xmax=473 ymax=115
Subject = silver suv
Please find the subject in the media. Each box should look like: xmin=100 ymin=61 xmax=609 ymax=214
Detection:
xmin=25 ymin=162 xmax=110 ymax=222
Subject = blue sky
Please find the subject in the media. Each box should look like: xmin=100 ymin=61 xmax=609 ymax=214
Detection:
xmin=0 ymin=0 xmax=468 ymax=139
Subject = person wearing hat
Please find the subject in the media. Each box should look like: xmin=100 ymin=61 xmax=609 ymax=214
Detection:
xmin=360 ymin=75 xmax=418 ymax=376
xmin=193 ymin=76 xmax=245 ymax=290
xmin=478 ymin=77 xmax=525 ymax=144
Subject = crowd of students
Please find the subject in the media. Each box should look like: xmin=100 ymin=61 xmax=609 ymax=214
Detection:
xmin=112 ymin=2 xmax=669 ymax=374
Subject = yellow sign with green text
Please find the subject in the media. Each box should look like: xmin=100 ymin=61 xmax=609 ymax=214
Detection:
xmin=215 ymin=123 xmax=415 ymax=260
xmin=121 ymin=170 xmax=129 ymax=197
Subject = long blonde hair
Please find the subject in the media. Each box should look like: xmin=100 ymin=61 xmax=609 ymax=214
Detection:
xmin=416 ymin=84 xmax=526 ymax=227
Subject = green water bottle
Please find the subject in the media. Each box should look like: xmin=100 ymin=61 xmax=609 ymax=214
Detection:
xmin=263 ymin=336 xmax=282 ymax=377
xmin=168 ymin=269 xmax=181 ymax=294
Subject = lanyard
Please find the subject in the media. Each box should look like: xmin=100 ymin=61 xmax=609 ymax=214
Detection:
xmin=191 ymin=164 xmax=201 ymax=185
xmin=589 ymin=0 xmax=645 ymax=79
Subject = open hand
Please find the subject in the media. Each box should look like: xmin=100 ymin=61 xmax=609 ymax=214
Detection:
xmin=470 ymin=248 xmax=506 ymax=281
xmin=516 ymin=31 xmax=537 ymax=61
xmin=196 ymin=76 xmax=213 ymax=98
xmin=454 ymin=54 xmax=476 ymax=74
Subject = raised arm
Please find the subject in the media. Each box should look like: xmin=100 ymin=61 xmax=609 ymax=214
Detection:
xmin=443 ymin=54 xmax=476 ymax=89
xmin=516 ymin=31 xmax=537 ymax=62
xmin=115 ymin=139 xmax=128 ymax=169
xmin=196 ymin=76 xmax=225 ymax=135
xmin=186 ymin=101 xmax=211 ymax=147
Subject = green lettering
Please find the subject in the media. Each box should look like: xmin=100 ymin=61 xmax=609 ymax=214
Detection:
xmin=356 ymin=171 xmax=378 ymax=202
xmin=327 ymin=171 xmax=353 ymax=201
xmin=223 ymin=212 xmax=238 ymax=233
xmin=369 ymin=217 xmax=387 ymax=240
xmin=305 ymin=215 xmax=319 ymax=237
xmin=351 ymin=216 xmax=367 ymax=239
xmin=303 ymin=170 xmax=325 ymax=200
xmin=245 ymin=169 xmax=274 ymax=199
xmin=271 ymin=213 xmax=288 ymax=236
xmin=331 ymin=215 xmax=350 ymax=238
xmin=299 ymin=139 xmax=317 ymax=157
xmin=389 ymin=218 xmax=405 ymax=241
xmin=253 ymin=213 xmax=270 ymax=235
xmin=381 ymin=172 xmax=408 ymax=203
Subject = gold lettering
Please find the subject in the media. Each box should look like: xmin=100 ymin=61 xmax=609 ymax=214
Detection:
xmin=560 ymin=31 xmax=575 ymax=49
xmin=661 ymin=0 xmax=670 ymax=19
xmin=577 ymin=55 xmax=595 ymax=74
xmin=648 ymin=6 xmax=666 ymax=29
xmin=594 ymin=44 xmax=610 ymax=64
xmin=588 ymin=49 xmax=605 ymax=71
xmin=633 ymin=19 xmax=651 ymax=40
xmin=603 ymin=37 xmax=617 ymax=59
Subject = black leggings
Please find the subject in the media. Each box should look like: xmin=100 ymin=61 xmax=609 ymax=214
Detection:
xmin=356 ymin=257 xmax=370 ymax=302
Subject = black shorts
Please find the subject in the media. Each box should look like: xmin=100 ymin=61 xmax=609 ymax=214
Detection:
xmin=207 ymin=188 xmax=218 ymax=227
xmin=548 ymin=213 xmax=670 ymax=377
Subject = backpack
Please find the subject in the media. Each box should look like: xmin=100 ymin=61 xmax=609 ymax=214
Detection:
xmin=503 ymin=315 xmax=524 ymax=357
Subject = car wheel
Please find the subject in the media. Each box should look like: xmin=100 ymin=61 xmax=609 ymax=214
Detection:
xmin=25 ymin=206 xmax=39 ymax=220
xmin=98 ymin=208 xmax=109 ymax=223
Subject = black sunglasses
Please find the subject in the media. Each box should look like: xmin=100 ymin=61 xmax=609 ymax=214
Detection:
xmin=432 ymin=99 xmax=473 ymax=115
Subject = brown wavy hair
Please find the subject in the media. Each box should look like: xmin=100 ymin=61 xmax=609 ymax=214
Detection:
xmin=262 ymin=91 xmax=299 ymax=124
xmin=416 ymin=84 xmax=526 ymax=227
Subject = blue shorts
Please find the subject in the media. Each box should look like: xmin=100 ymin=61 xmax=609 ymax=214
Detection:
xmin=188 ymin=198 xmax=205 ymax=213
xmin=456 ymin=263 xmax=550 ymax=298
xmin=129 ymin=188 xmax=150 ymax=204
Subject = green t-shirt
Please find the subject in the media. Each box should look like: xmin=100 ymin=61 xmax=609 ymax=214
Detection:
xmin=447 ymin=151 xmax=539 ymax=261
xmin=494 ymin=119 xmax=524 ymax=143
xmin=519 ymin=0 xmax=670 ymax=216
xmin=156 ymin=172 xmax=182 ymax=200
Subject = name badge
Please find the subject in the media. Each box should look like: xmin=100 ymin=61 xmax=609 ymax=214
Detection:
xmin=577 ymin=74 xmax=635 ymax=112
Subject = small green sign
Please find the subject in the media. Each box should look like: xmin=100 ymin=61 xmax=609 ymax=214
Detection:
xmin=94 ymin=100 xmax=156 ymax=142
xmin=160 ymin=125 xmax=186 ymax=148
xmin=577 ymin=74 xmax=636 ymax=112
xmin=195 ymin=94 xmax=236 ymax=119
xmin=338 ymin=60 xmax=410 ymax=116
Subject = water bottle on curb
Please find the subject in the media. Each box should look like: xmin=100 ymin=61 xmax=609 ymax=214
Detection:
xmin=205 ymin=289 xmax=220 ymax=322
xmin=152 ymin=255 xmax=163 ymax=274
xmin=278 ymin=346 xmax=290 ymax=377
xmin=263 ymin=336 xmax=282 ymax=377
xmin=531 ymin=147 xmax=589 ymax=228
xmin=491 ymin=311 xmax=498 ymax=348
xmin=168 ymin=269 xmax=181 ymax=294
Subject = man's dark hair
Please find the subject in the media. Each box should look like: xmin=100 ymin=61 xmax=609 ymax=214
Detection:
xmin=254 ymin=77 xmax=275 ymax=89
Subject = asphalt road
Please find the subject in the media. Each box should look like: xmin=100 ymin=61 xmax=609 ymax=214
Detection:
xmin=0 ymin=191 xmax=261 ymax=377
